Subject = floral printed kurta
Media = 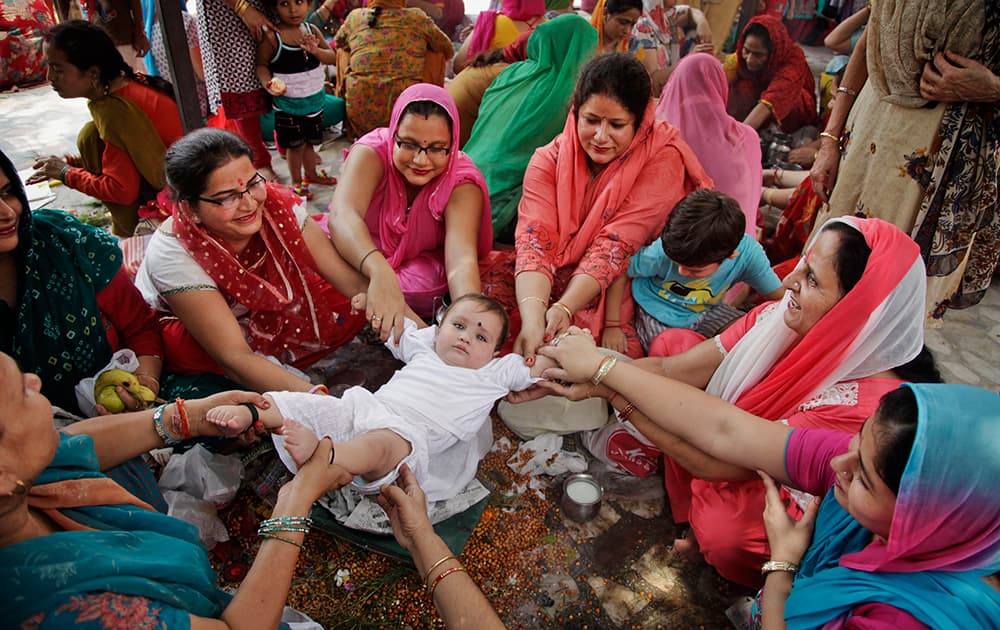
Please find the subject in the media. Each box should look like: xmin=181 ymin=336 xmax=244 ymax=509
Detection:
xmin=335 ymin=7 xmax=453 ymax=137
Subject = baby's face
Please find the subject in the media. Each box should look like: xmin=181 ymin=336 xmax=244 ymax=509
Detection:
xmin=434 ymin=301 xmax=503 ymax=369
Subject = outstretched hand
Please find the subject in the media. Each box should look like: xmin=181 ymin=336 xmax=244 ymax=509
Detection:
xmin=377 ymin=464 xmax=433 ymax=553
xmin=365 ymin=271 xmax=407 ymax=345
xmin=535 ymin=327 xmax=604 ymax=384
xmin=758 ymin=470 xmax=820 ymax=565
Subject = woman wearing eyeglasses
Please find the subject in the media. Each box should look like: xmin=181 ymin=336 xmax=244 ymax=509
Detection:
xmin=135 ymin=128 xmax=367 ymax=395
xmin=328 ymin=84 xmax=492 ymax=343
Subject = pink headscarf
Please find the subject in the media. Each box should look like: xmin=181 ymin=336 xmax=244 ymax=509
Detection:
xmin=352 ymin=83 xmax=492 ymax=278
xmin=656 ymin=53 xmax=762 ymax=234
xmin=466 ymin=0 xmax=547 ymax=57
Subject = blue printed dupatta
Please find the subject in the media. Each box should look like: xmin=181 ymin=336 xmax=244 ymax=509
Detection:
xmin=0 ymin=434 xmax=230 ymax=625
xmin=784 ymin=384 xmax=1000 ymax=629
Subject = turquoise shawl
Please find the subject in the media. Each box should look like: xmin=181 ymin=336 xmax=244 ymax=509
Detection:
xmin=0 ymin=434 xmax=230 ymax=624
xmin=785 ymin=384 xmax=1000 ymax=628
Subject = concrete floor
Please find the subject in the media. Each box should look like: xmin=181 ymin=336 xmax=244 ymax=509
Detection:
xmin=3 ymin=78 xmax=997 ymax=629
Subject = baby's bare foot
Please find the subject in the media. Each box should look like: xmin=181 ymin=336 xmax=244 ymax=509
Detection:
xmin=282 ymin=418 xmax=321 ymax=467
xmin=205 ymin=405 xmax=253 ymax=437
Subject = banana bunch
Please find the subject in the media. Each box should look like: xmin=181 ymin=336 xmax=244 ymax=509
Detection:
xmin=93 ymin=369 xmax=157 ymax=413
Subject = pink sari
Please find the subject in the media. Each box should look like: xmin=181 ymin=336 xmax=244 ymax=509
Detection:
xmin=351 ymin=83 xmax=492 ymax=317
xmin=656 ymin=53 xmax=761 ymax=234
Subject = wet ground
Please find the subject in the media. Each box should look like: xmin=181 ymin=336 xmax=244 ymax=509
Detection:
xmin=4 ymin=70 xmax=998 ymax=628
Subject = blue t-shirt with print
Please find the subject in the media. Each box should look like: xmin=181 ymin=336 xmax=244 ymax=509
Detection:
xmin=629 ymin=234 xmax=782 ymax=328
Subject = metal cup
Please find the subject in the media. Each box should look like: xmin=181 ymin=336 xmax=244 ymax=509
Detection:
xmin=561 ymin=473 xmax=603 ymax=522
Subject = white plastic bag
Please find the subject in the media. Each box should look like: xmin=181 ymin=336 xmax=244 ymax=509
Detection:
xmin=74 ymin=349 xmax=140 ymax=418
xmin=158 ymin=445 xmax=244 ymax=505
xmin=581 ymin=419 xmax=662 ymax=477
xmin=507 ymin=434 xmax=587 ymax=477
xmin=162 ymin=490 xmax=230 ymax=549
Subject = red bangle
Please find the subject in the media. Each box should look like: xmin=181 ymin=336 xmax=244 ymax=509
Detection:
xmin=618 ymin=401 xmax=636 ymax=422
xmin=175 ymin=398 xmax=192 ymax=439
xmin=309 ymin=384 xmax=329 ymax=395
xmin=427 ymin=566 xmax=467 ymax=600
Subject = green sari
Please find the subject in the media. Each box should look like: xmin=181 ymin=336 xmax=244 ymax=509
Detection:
xmin=1 ymin=169 xmax=121 ymax=413
xmin=463 ymin=14 xmax=597 ymax=243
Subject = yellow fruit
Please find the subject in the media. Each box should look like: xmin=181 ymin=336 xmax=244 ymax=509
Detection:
xmin=93 ymin=369 xmax=156 ymax=412
xmin=96 ymin=385 xmax=126 ymax=413
xmin=135 ymin=385 xmax=157 ymax=403
xmin=94 ymin=368 xmax=140 ymax=394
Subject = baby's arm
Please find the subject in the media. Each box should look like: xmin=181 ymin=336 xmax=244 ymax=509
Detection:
xmin=530 ymin=353 xmax=557 ymax=379
xmin=205 ymin=393 xmax=286 ymax=436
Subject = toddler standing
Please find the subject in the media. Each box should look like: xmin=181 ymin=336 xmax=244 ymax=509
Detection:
xmin=207 ymin=294 xmax=552 ymax=502
xmin=256 ymin=0 xmax=338 ymax=199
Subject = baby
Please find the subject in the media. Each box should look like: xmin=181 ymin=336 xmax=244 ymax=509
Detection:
xmin=207 ymin=294 xmax=552 ymax=502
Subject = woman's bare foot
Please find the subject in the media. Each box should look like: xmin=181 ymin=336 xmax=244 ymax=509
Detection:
xmin=205 ymin=404 xmax=254 ymax=436
xmin=282 ymin=418 xmax=321 ymax=467
xmin=672 ymin=529 xmax=705 ymax=564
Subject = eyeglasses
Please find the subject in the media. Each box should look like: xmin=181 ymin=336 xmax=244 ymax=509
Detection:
xmin=393 ymin=135 xmax=451 ymax=159
xmin=198 ymin=173 xmax=267 ymax=210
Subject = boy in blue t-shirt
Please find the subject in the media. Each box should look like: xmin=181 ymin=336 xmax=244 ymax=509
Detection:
xmin=607 ymin=190 xmax=784 ymax=352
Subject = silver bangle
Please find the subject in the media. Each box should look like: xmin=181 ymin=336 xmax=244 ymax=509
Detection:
xmin=761 ymin=560 xmax=799 ymax=575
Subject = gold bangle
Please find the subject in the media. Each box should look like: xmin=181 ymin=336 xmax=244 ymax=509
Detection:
xmin=518 ymin=295 xmax=547 ymax=307
xmin=422 ymin=555 xmax=457 ymax=586
xmin=134 ymin=372 xmax=160 ymax=388
xmin=818 ymin=131 xmax=840 ymax=145
xmin=234 ymin=0 xmax=249 ymax=17
xmin=552 ymin=301 xmax=573 ymax=320
xmin=590 ymin=355 xmax=618 ymax=386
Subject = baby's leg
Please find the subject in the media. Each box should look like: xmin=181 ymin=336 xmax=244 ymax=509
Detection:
xmin=333 ymin=429 xmax=412 ymax=482
xmin=281 ymin=418 xmax=322 ymax=467
xmin=205 ymin=394 xmax=285 ymax=436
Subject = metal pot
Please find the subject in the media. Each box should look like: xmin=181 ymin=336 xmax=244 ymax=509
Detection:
xmin=561 ymin=473 xmax=603 ymax=522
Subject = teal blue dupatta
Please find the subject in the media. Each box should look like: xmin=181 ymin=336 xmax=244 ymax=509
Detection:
xmin=0 ymin=434 xmax=230 ymax=624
